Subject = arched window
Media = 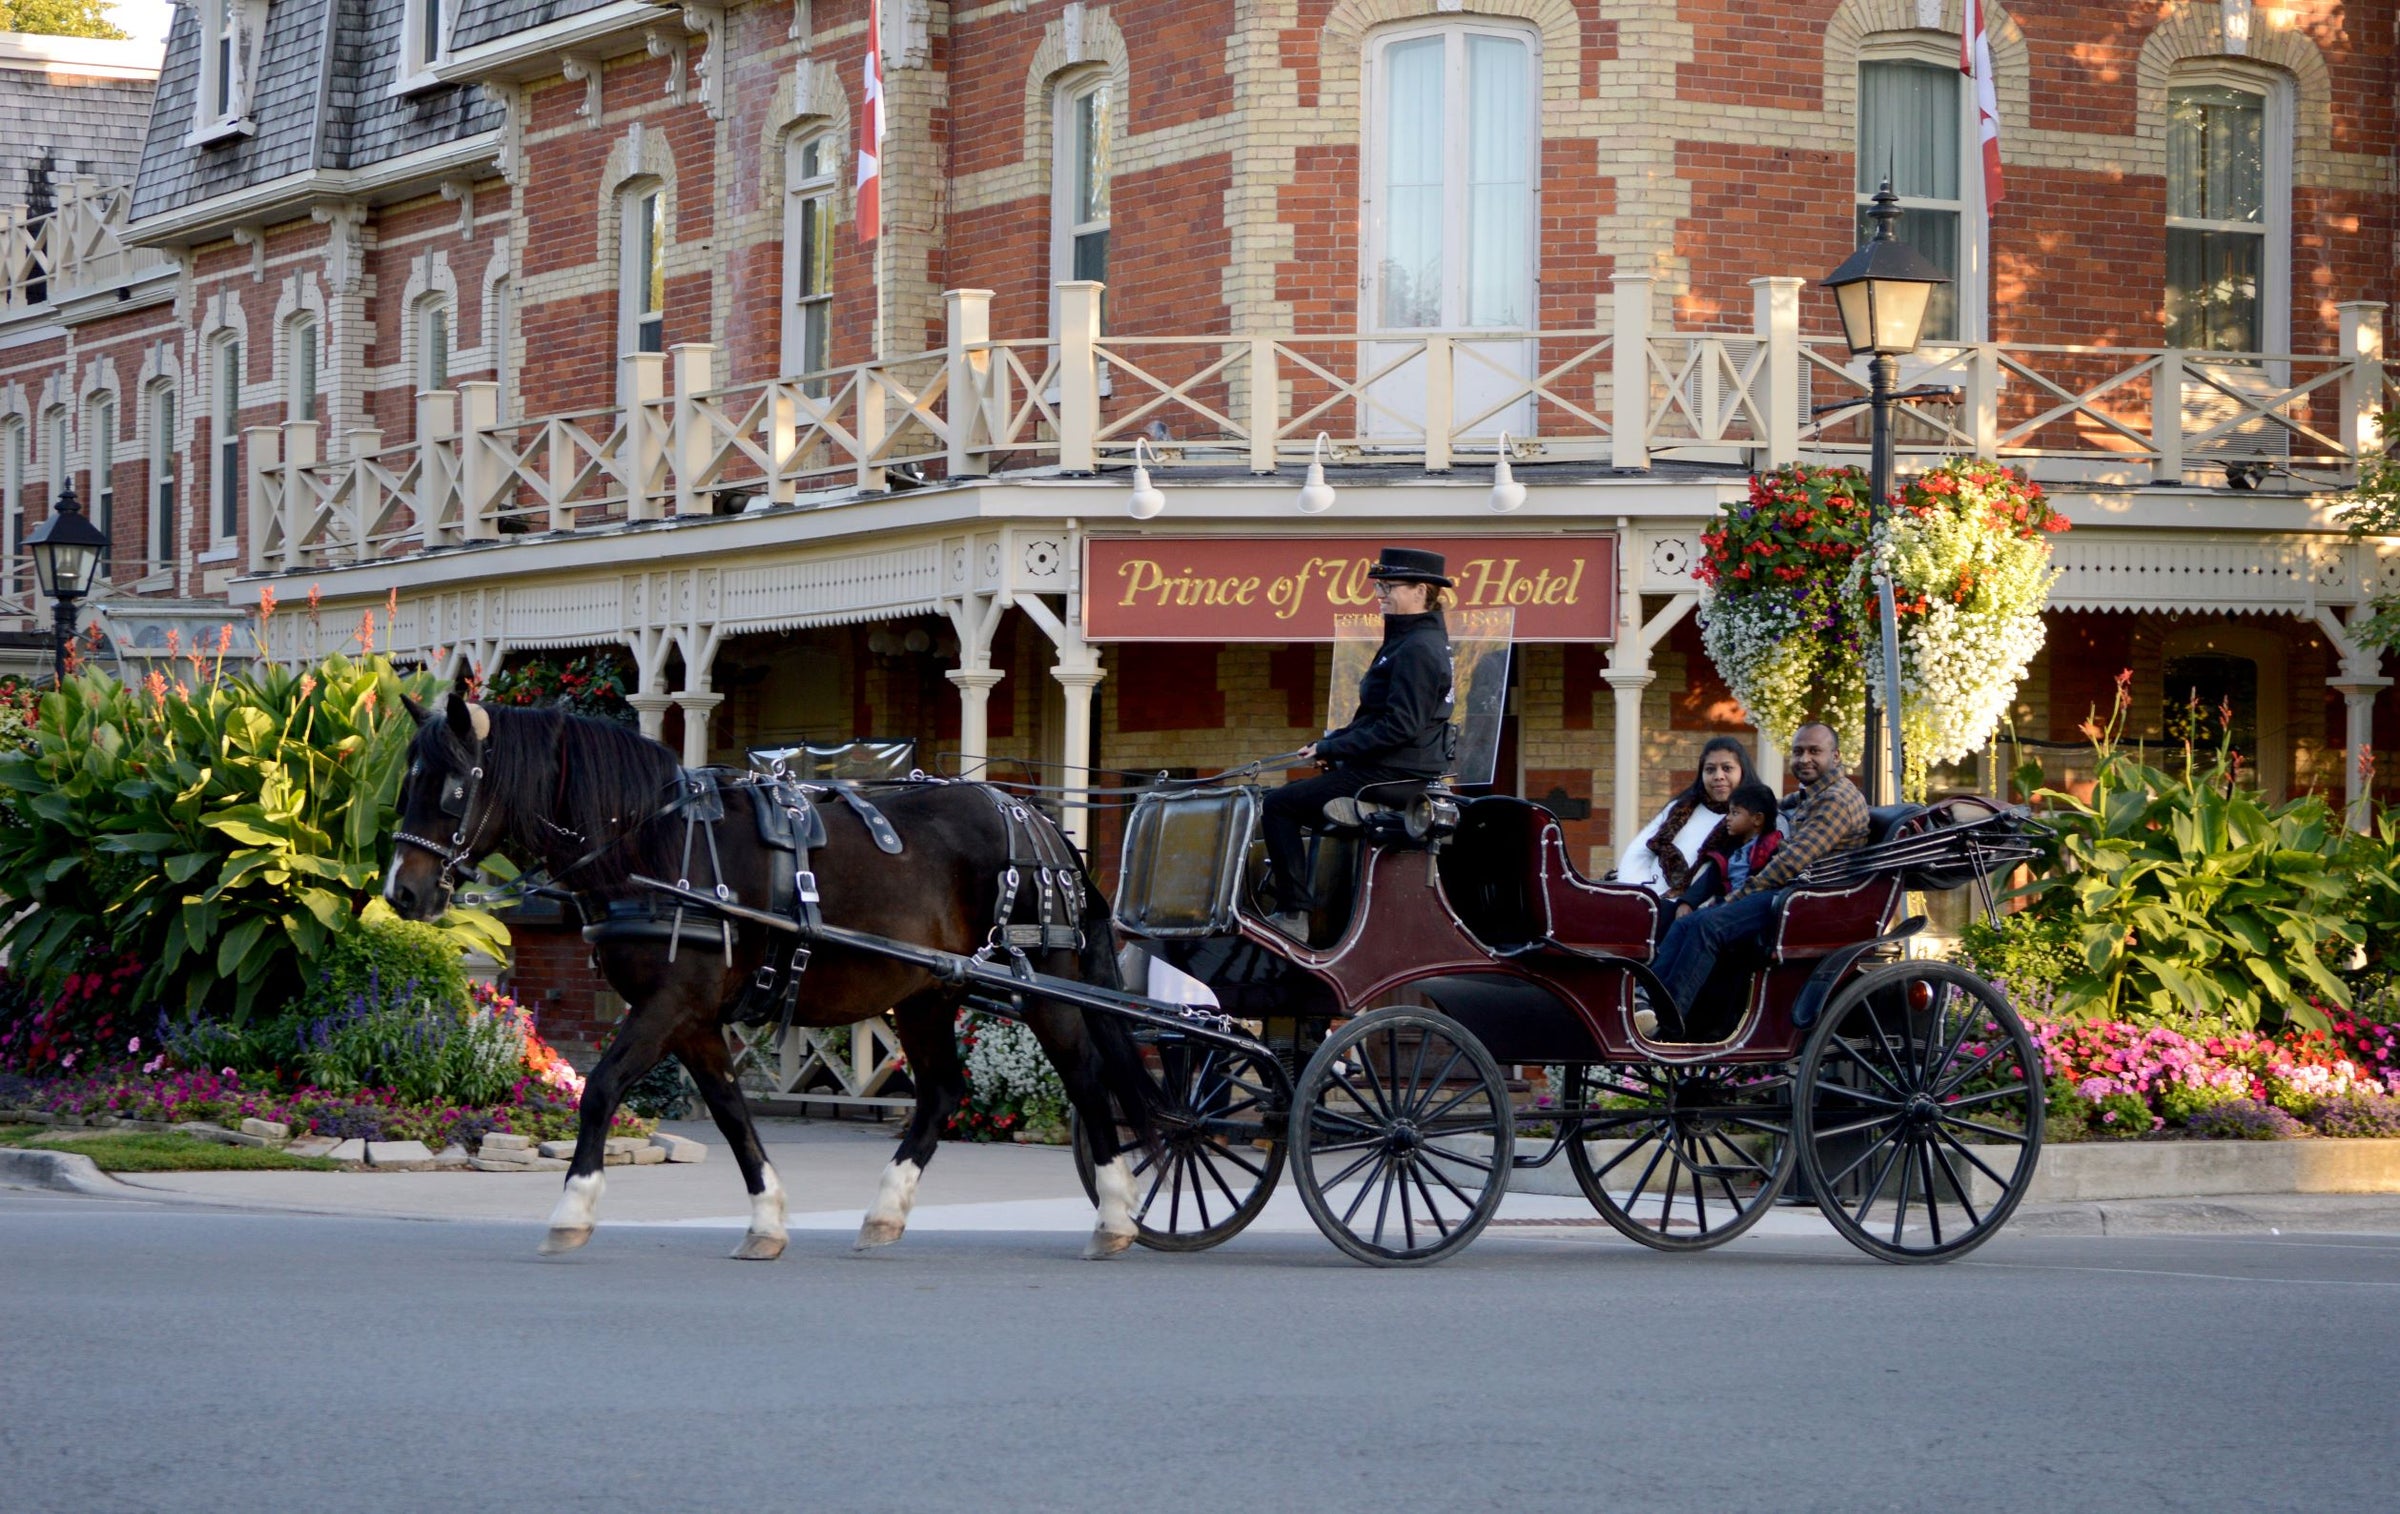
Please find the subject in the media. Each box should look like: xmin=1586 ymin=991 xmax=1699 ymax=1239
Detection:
xmin=783 ymin=131 xmax=837 ymax=379
xmin=1051 ymin=74 xmax=1112 ymax=298
xmin=1 ymin=418 xmax=24 ymax=580
xmin=86 ymin=393 xmax=115 ymax=562
xmin=1856 ymin=48 xmax=1968 ymax=342
xmin=490 ymin=275 xmax=513 ymax=416
xmin=148 ymin=383 xmax=177 ymax=576
xmin=1364 ymin=22 xmax=1535 ymax=332
xmin=212 ymin=336 xmax=242 ymax=544
xmin=286 ymin=313 xmax=318 ymax=423
xmin=620 ymin=184 xmax=667 ymax=355
xmin=2165 ymin=67 xmax=2290 ymax=353
xmin=415 ymin=296 xmax=451 ymax=391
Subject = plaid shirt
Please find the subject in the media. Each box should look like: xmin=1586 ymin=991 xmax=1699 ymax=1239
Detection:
xmin=1735 ymin=762 xmax=1869 ymax=898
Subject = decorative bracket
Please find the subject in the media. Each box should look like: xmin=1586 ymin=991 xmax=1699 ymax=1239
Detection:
xmin=561 ymin=54 xmax=603 ymax=124
xmin=229 ymin=224 xmax=266 ymax=282
xmin=681 ymin=5 xmax=724 ymax=120
xmin=645 ymin=26 xmax=688 ymax=105
xmin=310 ymin=201 xmax=369 ymax=295
xmin=439 ymin=177 xmax=476 ymax=240
xmin=788 ymin=0 xmax=811 ymax=46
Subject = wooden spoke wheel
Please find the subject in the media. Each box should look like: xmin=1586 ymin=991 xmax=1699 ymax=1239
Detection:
xmin=1072 ymin=1034 xmax=1287 ymax=1252
xmin=1289 ymin=1008 xmax=1512 ymax=1267
xmin=1566 ymin=1061 xmax=1795 ymax=1251
xmin=1797 ymin=961 xmax=2045 ymax=1264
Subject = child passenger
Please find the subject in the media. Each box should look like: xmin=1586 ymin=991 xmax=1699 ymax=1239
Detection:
xmin=1673 ymin=781 xmax=1781 ymax=921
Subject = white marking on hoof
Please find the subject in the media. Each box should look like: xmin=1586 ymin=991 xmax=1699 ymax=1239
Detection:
xmin=541 ymin=1170 xmax=605 ymax=1254
xmin=1085 ymin=1154 xmax=1139 ymax=1259
xmin=854 ymin=1158 xmax=922 ymax=1250
xmin=733 ymin=1164 xmax=788 ymax=1261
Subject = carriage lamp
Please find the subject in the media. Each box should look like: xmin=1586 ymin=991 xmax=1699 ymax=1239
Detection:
xmin=1297 ymin=433 xmax=1337 ymax=514
xmin=26 ymin=480 xmax=109 ymax=684
xmin=1489 ymin=433 xmax=1526 ymax=513
xmin=1821 ymin=181 xmax=1952 ymax=804
xmin=1126 ymin=436 xmax=1166 ymax=519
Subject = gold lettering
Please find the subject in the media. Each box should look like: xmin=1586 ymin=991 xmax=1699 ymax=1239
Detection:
xmin=1234 ymin=576 xmax=1261 ymax=606
xmin=1116 ymin=559 xmax=1166 ymax=606
xmin=1563 ymin=556 xmax=1586 ymax=605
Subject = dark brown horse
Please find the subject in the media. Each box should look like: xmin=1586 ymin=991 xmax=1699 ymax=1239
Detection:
xmin=382 ymin=684 xmax=1158 ymax=1260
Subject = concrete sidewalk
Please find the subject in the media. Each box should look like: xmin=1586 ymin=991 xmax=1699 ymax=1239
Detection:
xmin=9 ymin=1114 xmax=2400 ymax=1241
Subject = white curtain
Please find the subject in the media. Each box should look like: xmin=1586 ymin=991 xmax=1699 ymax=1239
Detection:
xmin=1379 ymin=36 xmax=1446 ymax=328
xmin=1465 ymin=34 xmax=1532 ymax=329
xmin=2167 ymin=84 xmax=2264 ymax=223
xmin=1858 ymin=60 xmax=1959 ymax=199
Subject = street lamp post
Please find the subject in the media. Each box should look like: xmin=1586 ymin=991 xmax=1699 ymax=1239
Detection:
xmin=25 ymin=481 xmax=108 ymax=684
xmin=1821 ymin=181 xmax=1953 ymax=805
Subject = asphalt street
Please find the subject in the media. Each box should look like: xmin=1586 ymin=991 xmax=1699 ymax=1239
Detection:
xmin=2 ymin=1190 xmax=2395 ymax=1513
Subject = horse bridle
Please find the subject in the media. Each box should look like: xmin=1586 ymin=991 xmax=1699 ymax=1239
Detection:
xmin=393 ymin=741 xmax=491 ymax=901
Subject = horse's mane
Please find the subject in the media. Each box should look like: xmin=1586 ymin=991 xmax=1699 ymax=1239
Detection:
xmin=478 ymin=704 xmax=684 ymax=883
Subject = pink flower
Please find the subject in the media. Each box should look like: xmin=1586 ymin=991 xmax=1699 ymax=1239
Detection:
xmin=128 ymin=1036 xmax=141 ymax=1054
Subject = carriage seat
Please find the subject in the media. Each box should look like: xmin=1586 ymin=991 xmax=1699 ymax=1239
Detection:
xmin=1436 ymin=797 xmax=1655 ymax=955
xmin=1767 ymin=803 xmax=1926 ymax=961
xmin=1321 ymin=784 xmax=1459 ymax=847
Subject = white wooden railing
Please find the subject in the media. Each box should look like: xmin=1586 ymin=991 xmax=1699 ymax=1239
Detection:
xmin=250 ymin=277 xmax=2393 ymax=574
xmin=0 ymin=180 xmax=172 ymax=314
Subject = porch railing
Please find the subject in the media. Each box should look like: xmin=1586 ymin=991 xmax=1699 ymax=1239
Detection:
xmin=0 ymin=180 xmax=173 ymax=314
xmin=249 ymin=277 xmax=2393 ymax=574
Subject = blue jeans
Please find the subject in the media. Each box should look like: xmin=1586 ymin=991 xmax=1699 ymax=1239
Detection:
xmin=1652 ymin=888 xmax=1786 ymax=1017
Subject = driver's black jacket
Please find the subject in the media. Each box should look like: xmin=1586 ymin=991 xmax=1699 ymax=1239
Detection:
xmin=1313 ymin=610 xmax=1454 ymax=778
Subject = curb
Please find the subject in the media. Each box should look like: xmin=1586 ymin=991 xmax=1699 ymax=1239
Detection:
xmin=0 ymin=1147 xmax=123 ymax=1196
xmin=2008 ymin=1193 xmax=2400 ymax=1237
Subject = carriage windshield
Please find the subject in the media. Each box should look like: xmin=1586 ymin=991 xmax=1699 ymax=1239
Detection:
xmin=1328 ymin=607 xmax=1513 ymax=787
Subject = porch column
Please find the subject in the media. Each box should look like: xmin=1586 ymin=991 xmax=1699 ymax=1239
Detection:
xmin=1755 ymin=725 xmax=1784 ymax=792
xmin=2334 ymin=673 xmax=2390 ymax=833
xmin=946 ymin=668 xmax=1005 ymax=773
xmin=675 ymin=692 xmax=724 ymax=767
xmin=628 ymin=693 xmax=674 ymax=742
xmin=1052 ymin=666 xmax=1105 ymax=852
xmin=1601 ymin=667 xmax=1652 ymax=873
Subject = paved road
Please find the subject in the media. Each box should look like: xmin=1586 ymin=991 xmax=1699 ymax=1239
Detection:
xmin=2 ymin=1191 xmax=2394 ymax=1513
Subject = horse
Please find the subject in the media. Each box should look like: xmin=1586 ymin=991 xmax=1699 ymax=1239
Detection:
xmin=381 ymin=681 xmax=1160 ymax=1261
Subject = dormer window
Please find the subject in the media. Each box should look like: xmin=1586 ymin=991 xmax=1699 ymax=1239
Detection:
xmin=399 ymin=0 xmax=449 ymax=91
xmin=193 ymin=0 xmax=258 ymax=143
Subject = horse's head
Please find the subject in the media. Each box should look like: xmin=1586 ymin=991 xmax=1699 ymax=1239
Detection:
xmin=385 ymin=674 xmax=503 ymax=921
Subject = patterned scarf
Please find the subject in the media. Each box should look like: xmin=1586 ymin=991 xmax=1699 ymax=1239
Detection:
xmin=1645 ymin=790 xmax=1726 ymax=894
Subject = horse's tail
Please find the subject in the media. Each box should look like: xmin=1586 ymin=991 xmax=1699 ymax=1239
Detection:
xmin=1077 ymin=870 xmax=1163 ymax=1150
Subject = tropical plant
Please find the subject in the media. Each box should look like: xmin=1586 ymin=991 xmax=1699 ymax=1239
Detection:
xmin=2018 ymin=698 xmax=2364 ymax=1032
xmin=0 ymin=649 xmax=508 ymax=1020
xmin=2334 ymin=410 xmax=2400 ymax=653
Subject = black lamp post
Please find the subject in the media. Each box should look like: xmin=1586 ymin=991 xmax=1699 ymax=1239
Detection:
xmin=1821 ymin=180 xmax=1952 ymax=805
xmin=26 ymin=481 xmax=108 ymax=684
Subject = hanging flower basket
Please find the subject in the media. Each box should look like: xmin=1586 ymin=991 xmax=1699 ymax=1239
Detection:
xmin=1699 ymin=460 xmax=2067 ymax=795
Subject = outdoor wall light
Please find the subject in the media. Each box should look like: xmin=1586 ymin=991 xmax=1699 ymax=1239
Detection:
xmin=1127 ymin=436 xmax=1166 ymax=519
xmin=1296 ymin=433 xmax=1336 ymax=514
xmin=1824 ymin=180 xmax=1948 ymax=360
xmin=25 ymin=481 xmax=108 ymax=684
xmin=1489 ymin=433 xmax=1526 ymax=513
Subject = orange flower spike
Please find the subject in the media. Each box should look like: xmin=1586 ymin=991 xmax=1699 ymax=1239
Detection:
xmin=165 ymin=627 xmax=180 ymax=657
xmin=145 ymin=669 xmax=168 ymax=709
xmin=258 ymin=584 xmax=278 ymax=622
xmin=386 ymin=586 xmax=400 ymax=620
xmin=357 ymin=609 xmax=376 ymax=651
xmin=307 ymin=584 xmax=323 ymax=614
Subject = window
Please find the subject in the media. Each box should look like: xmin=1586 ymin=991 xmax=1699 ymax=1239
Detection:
xmin=2166 ymin=76 xmax=2286 ymax=353
xmin=44 ymin=408 xmax=67 ymax=504
xmin=622 ymin=187 xmax=666 ymax=355
xmin=416 ymin=299 xmax=450 ymax=391
xmin=214 ymin=0 xmax=236 ymax=114
xmin=1052 ymin=77 xmax=1111 ymax=293
xmin=195 ymin=0 xmax=252 ymax=134
xmin=1857 ymin=59 xmax=1964 ymax=343
xmin=87 ymin=395 xmax=114 ymax=557
xmin=214 ymin=338 xmax=241 ymax=543
xmin=490 ymin=277 xmax=513 ymax=416
xmin=1366 ymin=25 xmax=1535 ymax=331
xmin=783 ymin=133 xmax=836 ymax=378
xmin=149 ymin=385 xmax=176 ymax=574
xmin=287 ymin=315 xmax=318 ymax=423
xmin=2 ymin=420 xmax=22 ymax=577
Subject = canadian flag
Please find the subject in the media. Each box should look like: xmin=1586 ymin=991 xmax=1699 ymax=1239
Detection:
xmin=1962 ymin=0 xmax=2004 ymax=204
xmin=858 ymin=0 xmax=886 ymax=241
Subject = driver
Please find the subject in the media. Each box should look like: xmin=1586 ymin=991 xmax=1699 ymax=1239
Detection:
xmin=1260 ymin=547 xmax=1456 ymax=918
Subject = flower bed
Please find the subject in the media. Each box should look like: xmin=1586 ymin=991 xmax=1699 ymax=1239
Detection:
xmin=2033 ymin=1013 xmax=2400 ymax=1142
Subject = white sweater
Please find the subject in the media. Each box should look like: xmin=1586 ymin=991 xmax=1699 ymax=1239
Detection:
xmin=1614 ymin=803 xmax=1723 ymax=893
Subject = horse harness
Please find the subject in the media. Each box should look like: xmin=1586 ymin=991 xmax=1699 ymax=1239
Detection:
xmin=577 ymin=772 xmax=1088 ymax=1031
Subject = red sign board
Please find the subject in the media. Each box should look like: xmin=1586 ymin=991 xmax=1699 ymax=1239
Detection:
xmin=1082 ymin=535 xmax=1617 ymax=642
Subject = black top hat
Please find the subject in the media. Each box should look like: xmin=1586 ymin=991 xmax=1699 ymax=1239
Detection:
xmin=1365 ymin=546 xmax=1453 ymax=587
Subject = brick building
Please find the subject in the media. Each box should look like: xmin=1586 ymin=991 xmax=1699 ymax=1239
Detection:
xmin=0 ymin=1 xmax=2395 ymax=1059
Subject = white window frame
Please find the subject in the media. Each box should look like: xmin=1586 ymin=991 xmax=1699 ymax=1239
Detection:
xmin=191 ymin=0 xmax=258 ymax=144
xmin=415 ymin=297 xmax=451 ymax=392
xmin=1050 ymin=72 xmax=1112 ymax=303
xmin=286 ymin=313 xmax=319 ymax=424
xmin=2164 ymin=62 xmax=2291 ymax=357
xmin=147 ymin=382 xmax=177 ymax=580
xmin=2 ymin=418 xmax=23 ymax=584
xmin=1856 ymin=34 xmax=1986 ymax=345
xmin=86 ymin=393 xmax=115 ymax=563
xmin=43 ymin=407 xmax=68 ymax=507
xmin=620 ymin=184 xmax=668 ymax=357
xmin=781 ymin=130 xmax=838 ymax=381
xmin=212 ymin=337 xmax=241 ymax=546
xmin=1360 ymin=19 xmax=1541 ymax=335
xmin=395 ymin=0 xmax=449 ymax=95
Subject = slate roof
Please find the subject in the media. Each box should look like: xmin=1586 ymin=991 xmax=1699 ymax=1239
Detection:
xmin=0 ymin=55 xmax=156 ymax=215
xmin=451 ymin=0 xmax=622 ymax=53
xmin=133 ymin=0 xmax=506 ymax=225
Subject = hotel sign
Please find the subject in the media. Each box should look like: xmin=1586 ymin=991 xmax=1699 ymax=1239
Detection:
xmin=1083 ymin=534 xmax=1617 ymax=641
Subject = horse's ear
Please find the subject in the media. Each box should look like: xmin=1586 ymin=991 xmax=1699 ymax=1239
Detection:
xmin=445 ymin=691 xmax=489 ymax=745
xmin=451 ymin=666 xmax=474 ymax=700
xmin=399 ymin=691 xmax=428 ymax=725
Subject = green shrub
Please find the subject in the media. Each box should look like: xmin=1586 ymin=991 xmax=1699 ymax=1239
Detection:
xmin=0 ymin=653 xmax=507 ymax=1020
xmin=294 ymin=977 xmax=525 ymax=1107
xmin=299 ymin=909 xmax=472 ymax=1028
xmin=1954 ymin=912 xmax=2081 ymax=1017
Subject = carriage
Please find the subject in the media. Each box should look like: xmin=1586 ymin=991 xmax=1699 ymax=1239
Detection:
xmin=1065 ymin=779 xmax=2052 ymax=1267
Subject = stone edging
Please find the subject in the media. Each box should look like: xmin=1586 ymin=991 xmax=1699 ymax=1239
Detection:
xmin=0 ymin=1147 xmax=120 ymax=1195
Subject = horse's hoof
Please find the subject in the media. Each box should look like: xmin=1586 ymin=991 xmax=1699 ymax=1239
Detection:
xmin=854 ymin=1219 xmax=905 ymax=1251
xmin=538 ymin=1226 xmax=592 ymax=1256
xmin=731 ymin=1232 xmax=787 ymax=1262
xmin=1083 ymin=1228 xmax=1137 ymax=1260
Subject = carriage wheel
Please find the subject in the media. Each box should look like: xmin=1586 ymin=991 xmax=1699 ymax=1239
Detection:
xmin=1566 ymin=1062 xmax=1794 ymax=1251
xmin=1797 ymin=961 xmax=2044 ymax=1264
xmin=1072 ymin=1035 xmax=1287 ymax=1252
xmin=1289 ymin=1008 xmax=1512 ymax=1267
